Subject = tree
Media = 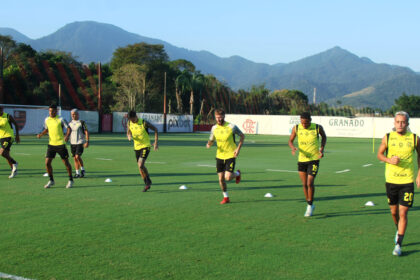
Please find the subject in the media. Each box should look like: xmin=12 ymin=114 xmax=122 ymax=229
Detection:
xmin=189 ymin=73 xmax=205 ymax=115
xmin=111 ymin=64 xmax=146 ymax=111
xmin=175 ymin=70 xmax=191 ymax=113
xmin=110 ymin=43 xmax=168 ymax=71
xmin=390 ymin=93 xmax=420 ymax=117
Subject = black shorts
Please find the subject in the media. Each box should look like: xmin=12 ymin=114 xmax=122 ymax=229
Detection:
xmin=46 ymin=145 xmax=69 ymax=160
xmin=0 ymin=137 xmax=13 ymax=151
xmin=135 ymin=147 xmax=151 ymax=162
xmin=216 ymin=158 xmax=236 ymax=173
xmin=386 ymin=182 xmax=414 ymax=207
xmin=298 ymin=160 xmax=320 ymax=177
xmin=71 ymin=144 xmax=84 ymax=157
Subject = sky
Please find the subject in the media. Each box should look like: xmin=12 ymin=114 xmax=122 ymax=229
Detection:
xmin=1 ymin=0 xmax=420 ymax=71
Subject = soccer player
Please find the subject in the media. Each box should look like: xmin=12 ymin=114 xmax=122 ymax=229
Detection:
xmin=127 ymin=111 xmax=158 ymax=192
xmin=0 ymin=106 xmax=20 ymax=178
xmin=37 ymin=105 xmax=74 ymax=188
xmin=69 ymin=109 xmax=89 ymax=178
xmin=206 ymin=109 xmax=244 ymax=204
xmin=377 ymin=111 xmax=420 ymax=256
xmin=288 ymin=112 xmax=327 ymax=217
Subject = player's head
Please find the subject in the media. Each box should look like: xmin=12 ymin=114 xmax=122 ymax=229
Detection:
xmin=71 ymin=109 xmax=79 ymax=120
xmin=214 ymin=109 xmax=225 ymax=125
xmin=300 ymin=112 xmax=311 ymax=128
xmin=49 ymin=104 xmax=57 ymax=117
xmin=128 ymin=110 xmax=138 ymax=122
xmin=394 ymin=111 xmax=409 ymax=134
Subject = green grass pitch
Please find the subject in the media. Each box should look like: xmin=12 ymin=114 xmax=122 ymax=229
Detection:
xmin=1 ymin=133 xmax=420 ymax=279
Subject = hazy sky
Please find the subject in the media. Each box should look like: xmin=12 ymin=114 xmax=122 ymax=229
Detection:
xmin=1 ymin=0 xmax=420 ymax=71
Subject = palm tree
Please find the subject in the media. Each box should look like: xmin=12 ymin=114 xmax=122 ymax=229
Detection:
xmin=189 ymin=73 xmax=205 ymax=115
xmin=175 ymin=70 xmax=191 ymax=113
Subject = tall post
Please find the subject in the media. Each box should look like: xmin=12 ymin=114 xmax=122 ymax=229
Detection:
xmin=58 ymin=83 xmax=62 ymax=116
xmin=0 ymin=47 xmax=4 ymax=104
xmin=163 ymin=72 xmax=167 ymax=133
xmin=313 ymin=87 xmax=317 ymax=104
xmin=98 ymin=62 xmax=102 ymax=133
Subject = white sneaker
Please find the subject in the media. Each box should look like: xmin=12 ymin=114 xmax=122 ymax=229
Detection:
xmin=304 ymin=205 xmax=315 ymax=217
xmin=44 ymin=180 xmax=55 ymax=188
xmin=8 ymin=163 xmax=18 ymax=178
xmin=392 ymin=244 xmax=402 ymax=256
xmin=66 ymin=180 xmax=74 ymax=189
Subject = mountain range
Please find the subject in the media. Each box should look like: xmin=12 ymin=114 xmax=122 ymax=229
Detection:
xmin=1 ymin=21 xmax=420 ymax=109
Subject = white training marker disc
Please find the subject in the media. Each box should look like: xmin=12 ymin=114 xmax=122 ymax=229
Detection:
xmin=365 ymin=201 xmax=375 ymax=206
xmin=179 ymin=185 xmax=188 ymax=190
xmin=43 ymin=173 xmax=49 ymax=177
xmin=105 ymin=178 xmax=112 ymax=183
xmin=264 ymin=193 xmax=274 ymax=198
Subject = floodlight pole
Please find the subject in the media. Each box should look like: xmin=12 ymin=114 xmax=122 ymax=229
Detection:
xmin=0 ymin=47 xmax=4 ymax=104
xmin=98 ymin=62 xmax=102 ymax=133
xmin=163 ymin=72 xmax=167 ymax=133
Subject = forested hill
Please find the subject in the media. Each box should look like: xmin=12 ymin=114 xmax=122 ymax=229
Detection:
xmin=1 ymin=21 xmax=420 ymax=109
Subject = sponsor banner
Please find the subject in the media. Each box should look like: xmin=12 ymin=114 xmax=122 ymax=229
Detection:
xmin=113 ymin=112 xmax=164 ymax=133
xmin=226 ymin=114 xmax=420 ymax=138
xmin=3 ymin=108 xmax=99 ymax=135
xmin=166 ymin=114 xmax=193 ymax=132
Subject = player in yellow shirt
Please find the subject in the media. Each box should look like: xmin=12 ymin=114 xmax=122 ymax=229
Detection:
xmin=127 ymin=111 xmax=158 ymax=192
xmin=377 ymin=111 xmax=420 ymax=256
xmin=207 ymin=109 xmax=245 ymax=204
xmin=0 ymin=106 xmax=20 ymax=178
xmin=37 ymin=105 xmax=73 ymax=189
xmin=289 ymin=112 xmax=327 ymax=217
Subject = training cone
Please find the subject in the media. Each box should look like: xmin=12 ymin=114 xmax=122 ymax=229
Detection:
xmin=264 ymin=193 xmax=274 ymax=198
xmin=365 ymin=201 xmax=375 ymax=206
xmin=105 ymin=178 xmax=112 ymax=183
xmin=179 ymin=185 xmax=188 ymax=190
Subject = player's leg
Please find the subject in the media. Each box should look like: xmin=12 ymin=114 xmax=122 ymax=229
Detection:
xmin=76 ymin=145 xmax=85 ymax=177
xmin=223 ymin=158 xmax=239 ymax=182
xmin=136 ymin=148 xmax=151 ymax=192
xmin=306 ymin=175 xmax=316 ymax=204
xmin=298 ymin=171 xmax=309 ymax=200
xmin=59 ymin=146 xmax=73 ymax=188
xmin=218 ymin=171 xmax=230 ymax=204
xmin=1 ymin=139 xmax=18 ymax=177
xmin=44 ymin=157 xmax=55 ymax=188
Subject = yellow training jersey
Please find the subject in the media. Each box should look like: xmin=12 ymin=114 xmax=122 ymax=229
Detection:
xmin=296 ymin=123 xmax=321 ymax=162
xmin=44 ymin=116 xmax=68 ymax=146
xmin=209 ymin=122 xmax=242 ymax=160
xmin=129 ymin=118 xmax=151 ymax=150
xmin=385 ymin=131 xmax=417 ymax=184
xmin=0 ymin=113 xmax=14 ymax=139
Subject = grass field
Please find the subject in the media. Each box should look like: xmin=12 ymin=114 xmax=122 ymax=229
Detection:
xmin=1 ymin=133 xmax=420 ymax=279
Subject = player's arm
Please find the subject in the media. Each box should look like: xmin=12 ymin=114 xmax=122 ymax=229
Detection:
xmin=8 ymin=115 xmax=20 ymax=143
xmin=127 ymin=121 xmax=132 ymax=141
xmin=83 ymin=121 xmax=89 ymax=148
xmin=37 ymin=128 xmax=48 ymax=138
xmin=319 ymin=125 xmax=327 ymax=158
xmin=415 ymin=136 xmax=420 ymax=188
xmin=63 ymin=120 xmax=71 ymax=142
xmin=377 ymin=135 xmax=399 ymax=165
xmin=288 ymin=126 xmax=298 ymax=155
xmin=206 ymin=127 xmax=215 ymax=148
xmin=233 ymin=127 xmax=245 ymax=158
xmin=145 ymin=121 xmax=159 ymax=151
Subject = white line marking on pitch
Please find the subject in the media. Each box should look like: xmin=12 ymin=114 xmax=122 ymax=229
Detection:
xmin=0 ymin=272 xmax=36 ymax=280
xmin=198 ymin=164 xmax=214 ymax=167
xmin=363 ymin=164 xmax=373 ymax=167
xmin=15 ymin=153 xmax=31 ymax=156
xmin=96 ymin=158 xmax=113 ymax=161
xmin=148 ymin=161 xmax=166 ymax=164
xmin=266 ymin=169 xmax=298 ymax=173
xmin=336 ymin=169 xmax=351 ymax=173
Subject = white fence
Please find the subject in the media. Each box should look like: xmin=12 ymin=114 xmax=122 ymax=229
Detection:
xmin=225 ymin=114 xmax=420 ymax=138
xmin=3 ymin=107 xmax=99 ymax=135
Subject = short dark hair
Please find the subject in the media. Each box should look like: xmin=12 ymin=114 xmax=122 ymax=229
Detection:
xmin=49 ymin=104 xmax=57 ymax=109
xmin=214 ymin=108 xmax=225 ymax=115
xmin=300 ymin=112 xmax=311 ymax=120
xmin=128 ymin=111 xmax=137 ymax=118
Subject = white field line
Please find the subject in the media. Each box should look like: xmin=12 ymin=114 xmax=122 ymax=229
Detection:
xmin=148 ymin=161 xmax=166 ymax=164
xmin=363 ymin=163 xmax=373 ymax=167
xmin=0 ymin=272 xmax=36 ymax=280
xmin=198 ymin=164 xmax=214 ymax=168
xmin=266 ymin=169 xmax=298 ymax=173
xmin=95 ymin=158 xmax=113 ymax=161
xmin=336 ymin=169 xmax=351 ymax=173
xmin=15 ymin=153 xmax=31 ymax=156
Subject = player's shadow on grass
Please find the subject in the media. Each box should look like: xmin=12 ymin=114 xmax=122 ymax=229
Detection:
xmin=316 ymin=192 xmax=384 ymax=202
xmin=402 ymin=250 xmax=420 ymax=256
xmin=315 ymin=208 xmax=389 ymax=219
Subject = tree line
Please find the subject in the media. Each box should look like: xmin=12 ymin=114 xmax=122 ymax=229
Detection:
xmin=1 ymin=35 xmax=419 ymax=122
